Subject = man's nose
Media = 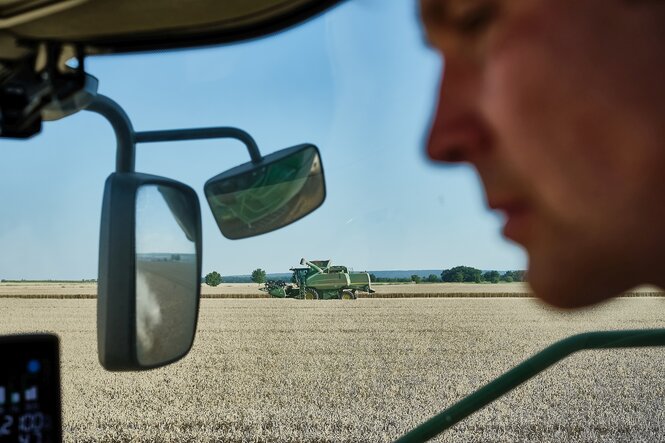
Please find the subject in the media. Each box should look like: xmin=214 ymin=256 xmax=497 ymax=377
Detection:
xmin=426 ymin=56 xmax=491 ymax=163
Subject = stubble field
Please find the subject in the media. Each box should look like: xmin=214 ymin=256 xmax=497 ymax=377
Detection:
xmin=1 ymin=293 xmax=665 ymax=441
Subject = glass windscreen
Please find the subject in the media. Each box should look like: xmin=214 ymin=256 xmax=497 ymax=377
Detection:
xmin=3 ymin=1 xmax=659 ymax=442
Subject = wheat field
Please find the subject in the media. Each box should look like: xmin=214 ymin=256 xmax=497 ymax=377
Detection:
xmin=1 ymin=281 xmax=662 ymax=299
xmin=1 ymin=296 xmax=665 ymax=442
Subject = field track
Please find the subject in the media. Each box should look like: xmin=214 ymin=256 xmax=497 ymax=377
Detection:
xmin=0 ymin=282 xmax=663 ymax=298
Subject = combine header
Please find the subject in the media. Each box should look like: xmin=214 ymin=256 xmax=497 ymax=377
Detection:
xmin=261 ymin=258 xmax=375 ymax=300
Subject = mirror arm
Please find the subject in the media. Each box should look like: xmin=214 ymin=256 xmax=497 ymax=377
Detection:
xmin=85 ymin=94 xmax=263 ymax=170
xmin=85 ymin=94 xmax=136 ymax=173
xmin=134 ymin=128 xmax=262 ymax=164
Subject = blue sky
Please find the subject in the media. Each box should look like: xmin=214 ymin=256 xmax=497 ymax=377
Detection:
xmin=0 ymin=0 xmax=526 ymax=279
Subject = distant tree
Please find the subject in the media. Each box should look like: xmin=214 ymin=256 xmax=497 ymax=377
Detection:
xmin=502 ymin=270 xmax=526 ymax=282
xmin=251 ymin=268 xmax=267 ymax=284
xmin=441 ymin=266 xmax=482 ymax=283
xmin=427 ymin=274 xmax=440 ymax=283
xmin=483 ymin=270 xmax=501 ymax=283
xmin=411 ymin=274 xmax=422 ymax=284
xmin=204 ymin=271 xmax=222 ymax=287
xmin=369 ymin=273 xmax=377 ymax=282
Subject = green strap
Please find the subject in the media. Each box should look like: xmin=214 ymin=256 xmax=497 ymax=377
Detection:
xmin=394 ymin=328 xmax=665 ymax=443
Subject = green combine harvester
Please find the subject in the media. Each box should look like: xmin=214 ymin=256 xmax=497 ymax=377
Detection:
xmin=261 ymin=258 xmax=375 ymax=300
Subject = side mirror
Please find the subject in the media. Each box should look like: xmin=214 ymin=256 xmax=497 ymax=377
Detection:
xmin=98 ymin=173 xmax=201 ymax=371
xmin=204 ymin=144 xmax=326 ymax=239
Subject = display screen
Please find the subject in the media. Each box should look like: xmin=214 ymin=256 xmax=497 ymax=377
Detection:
xmin=0 ymin=334 xmax=61 ymax=443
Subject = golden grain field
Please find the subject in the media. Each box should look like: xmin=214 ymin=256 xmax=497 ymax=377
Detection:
xmin=1 ymin=295 xmax=665 ymax=442
xmin=1 ymin=281 xmax=662 ymax=299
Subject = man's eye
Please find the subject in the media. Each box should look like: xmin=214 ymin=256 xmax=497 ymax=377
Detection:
xmin=451 ymin=4 xmax=498 ymax=35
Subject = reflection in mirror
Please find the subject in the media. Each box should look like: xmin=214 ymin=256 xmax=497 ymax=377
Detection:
xmin=205 ymin=145 xmax=325 ymax=239
xmin=135 ymin=185 xmax=198 ymax=366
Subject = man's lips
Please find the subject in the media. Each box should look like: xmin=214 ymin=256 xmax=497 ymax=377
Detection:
xmin=488 ymin=200 xmax=532 ymax=242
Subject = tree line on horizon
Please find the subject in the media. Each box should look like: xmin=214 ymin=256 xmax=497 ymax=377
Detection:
xmin=370 ymin=266 xmax=525 ymax=284
xmin=1 ymin=266 xmax=525 ymax=287
xmin=202 ymin=266 xmax=526 ymax=287
xmin=440 ymin=266 xmax=525 ymax=283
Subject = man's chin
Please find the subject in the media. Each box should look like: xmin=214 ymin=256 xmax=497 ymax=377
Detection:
xmin=526 ymin=260 xmax=628 ymax=309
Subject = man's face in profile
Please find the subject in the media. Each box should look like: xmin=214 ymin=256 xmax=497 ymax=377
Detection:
xmin=420 ymin=0 xmax=665 ymax=307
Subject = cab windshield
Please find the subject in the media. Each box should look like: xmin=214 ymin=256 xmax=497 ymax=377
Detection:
xmin=1 ymin=1 xmax=664 ymax=442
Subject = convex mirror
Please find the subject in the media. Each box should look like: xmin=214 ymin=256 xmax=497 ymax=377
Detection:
xmin=205 ymin=144 xmax=325 ymax=239
xmin=98 ymin=173 xmax=201 ymax=371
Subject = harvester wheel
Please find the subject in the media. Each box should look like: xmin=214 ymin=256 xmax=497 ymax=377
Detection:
xmin=303 ymin=288 xmax=319 ymax=300
xmin=340 ymin=289 xmax=356 ymax=300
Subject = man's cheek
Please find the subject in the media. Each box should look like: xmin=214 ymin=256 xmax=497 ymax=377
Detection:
xmin=484 ymin=61 xmax=586 ymax=229
xmin=484 ymin=54 xmax=554 ymax=174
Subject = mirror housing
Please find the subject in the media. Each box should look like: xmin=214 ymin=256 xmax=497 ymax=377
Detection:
xmin=204 ymin=144 xmax=326 ymax=239
xmin=97 ymin=172 xmax=202 ymax=371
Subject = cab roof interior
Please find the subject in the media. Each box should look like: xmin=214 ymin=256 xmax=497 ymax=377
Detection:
xmin=0 ymin=0 xmax=343 ymax=61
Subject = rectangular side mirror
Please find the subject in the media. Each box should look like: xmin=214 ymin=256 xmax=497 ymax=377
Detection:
xmin=98 ymin=172 xmax=201 ymax=371
xmin=204 ymin=144 xmax=325 ymax=239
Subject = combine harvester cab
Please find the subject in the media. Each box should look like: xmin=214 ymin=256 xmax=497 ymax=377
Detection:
xmin=260 ymin=258 xmax=375 ymax=300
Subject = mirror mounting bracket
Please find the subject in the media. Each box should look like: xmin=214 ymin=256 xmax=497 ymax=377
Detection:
xmin=0 ymin=42 xmax=87 ymax=138
xmin=85 ymin=94 xmax=263 ymax=173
